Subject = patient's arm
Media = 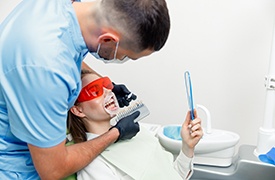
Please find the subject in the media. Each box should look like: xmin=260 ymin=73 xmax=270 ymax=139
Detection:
xmin=28 ymin=128 xmax=119 ymax=180
xmin=174 ymin=110 xmax=203 ymax=179
xmin=181 ymin=110 xmax=203 ymax=158
xmin=173 ymin=151 xmax=194 ymax=180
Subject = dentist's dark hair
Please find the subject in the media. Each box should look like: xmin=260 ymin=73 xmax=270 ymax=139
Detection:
xmin=97 ymin=0 xmax=170 ymax=52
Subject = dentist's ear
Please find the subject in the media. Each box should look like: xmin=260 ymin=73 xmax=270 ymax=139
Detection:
xmin=70 ymin=106 xmax=85 ymax=118
xmin=97 ymin=31 xmax=119 ymax=44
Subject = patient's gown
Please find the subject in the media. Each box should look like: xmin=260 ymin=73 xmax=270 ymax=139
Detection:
xmin=77 ymin=125 xmax=193 ymax=180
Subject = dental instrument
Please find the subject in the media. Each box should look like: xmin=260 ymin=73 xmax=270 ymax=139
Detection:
xmin=125 ymin=92 xmax=134 ymax=102
xmin=184 ymin=71 xmax=195 ymax=120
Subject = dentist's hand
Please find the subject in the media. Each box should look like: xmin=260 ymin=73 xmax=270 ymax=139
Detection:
xmin=110 ymin=111 xmax=140 ymax=142
xmin=181 ymin=110 xmax=203 ymax=158
xmin=112 ymin=83 xmax=137 ymax=107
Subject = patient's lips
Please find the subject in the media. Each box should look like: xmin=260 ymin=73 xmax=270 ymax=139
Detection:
xmin=104 ymin=92 xmax=119 ymax=117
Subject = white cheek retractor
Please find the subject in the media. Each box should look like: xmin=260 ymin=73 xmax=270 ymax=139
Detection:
xmin=104 ymin=92 xmax=120 ymax=117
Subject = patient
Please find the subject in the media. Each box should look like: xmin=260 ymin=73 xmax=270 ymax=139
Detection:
xmin=67 ymin=69 xmax=203 ymax=180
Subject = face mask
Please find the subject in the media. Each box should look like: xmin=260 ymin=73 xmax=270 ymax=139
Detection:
xmin=90 ymin=42 xmax=130 ymax=64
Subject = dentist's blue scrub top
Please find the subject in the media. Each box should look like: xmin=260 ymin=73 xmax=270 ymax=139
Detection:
xmin=0 ymin=0 xmax=87 ymax=178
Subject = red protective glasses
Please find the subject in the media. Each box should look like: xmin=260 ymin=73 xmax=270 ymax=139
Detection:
xmin=77 ymin=77 xmax=113 ymax=103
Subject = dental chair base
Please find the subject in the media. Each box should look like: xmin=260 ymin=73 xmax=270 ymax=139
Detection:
xmin=191 ymin=145 xmax=275 ymax=180
xmin=194 ymin=146 xmax=236 ymax=167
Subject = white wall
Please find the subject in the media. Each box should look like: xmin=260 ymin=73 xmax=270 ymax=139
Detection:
xmin=2 ymin=0 xmax=275 ymax=150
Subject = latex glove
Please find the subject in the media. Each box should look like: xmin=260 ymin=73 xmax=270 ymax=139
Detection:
xmin=112 ymin=82 xmax=137 ymax=107
xmin=110 ymin=111 xmax=140 ymax=142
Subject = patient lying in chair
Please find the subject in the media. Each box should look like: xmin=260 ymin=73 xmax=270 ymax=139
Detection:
xmin=66 ymin=69 xmax=203 ymax=180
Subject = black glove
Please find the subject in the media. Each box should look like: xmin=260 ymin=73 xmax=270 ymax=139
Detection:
xmin=110 ymin=111 xmax=140 ymax=142
xmin=112 ymin=82 xmax=137 ymax=107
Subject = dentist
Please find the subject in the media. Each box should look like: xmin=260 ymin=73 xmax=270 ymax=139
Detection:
xmin=0 ymin=0 xmax=170 ymax=179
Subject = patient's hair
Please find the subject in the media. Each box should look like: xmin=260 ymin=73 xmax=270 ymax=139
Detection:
xmin=96 ymin=0 xmax=170 ymax=52
xmin=67 ymin=69 xmax=94 ymax=143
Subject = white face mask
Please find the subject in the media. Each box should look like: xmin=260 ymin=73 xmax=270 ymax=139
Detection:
xmin=90 ymin=42 xmax=130 ymax=64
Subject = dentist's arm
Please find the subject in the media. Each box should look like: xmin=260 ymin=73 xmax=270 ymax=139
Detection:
xmin=28 ymin=112 xmax=140 ymax=180
xmin=28 ymin=128 xmax=119 ymax=180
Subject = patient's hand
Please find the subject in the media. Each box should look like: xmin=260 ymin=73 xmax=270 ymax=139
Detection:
xmin=181 ymin=110 xmax=203 ymax=158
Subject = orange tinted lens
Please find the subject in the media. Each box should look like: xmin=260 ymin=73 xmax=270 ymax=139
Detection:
xmin=102 ymin=77 xmax=113 ymax=90
xmin=86 ymin=84 xmax=102 ymax=98
xmin=77 ymin=77 xmax=113 ymax=102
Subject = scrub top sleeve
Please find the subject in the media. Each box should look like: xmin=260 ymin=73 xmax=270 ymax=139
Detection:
xmin=2 ymin=66 xmax=77 ymax=148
